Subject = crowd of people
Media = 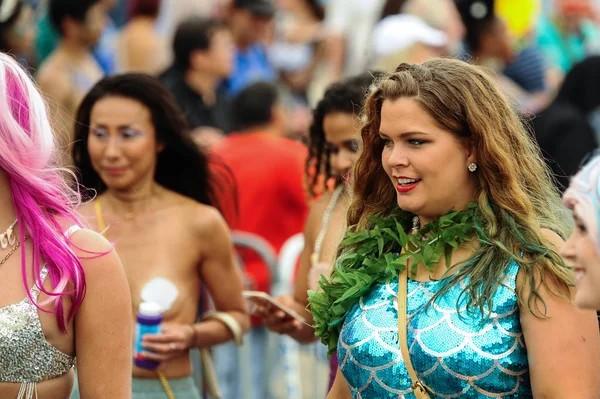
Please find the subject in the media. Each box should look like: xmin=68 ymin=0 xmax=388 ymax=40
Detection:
xmin=0 ymin=0 xmax=599 ymax=398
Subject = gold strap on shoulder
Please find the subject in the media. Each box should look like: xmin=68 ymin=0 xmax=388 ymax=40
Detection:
xmin=398 ymin=270 xmax=431 ymax=399
xmin=201 ymin=311 xmax=243 ymax=346
xmin=94 ymin=200 xmax=107 ymax=233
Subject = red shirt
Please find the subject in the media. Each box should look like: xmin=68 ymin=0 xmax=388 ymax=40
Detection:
xmin=211 ymin=132 xmax=308 ymax=294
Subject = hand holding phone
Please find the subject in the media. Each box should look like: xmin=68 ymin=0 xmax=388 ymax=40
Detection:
xmin=243 ymin=291 xmax=307 ymax=324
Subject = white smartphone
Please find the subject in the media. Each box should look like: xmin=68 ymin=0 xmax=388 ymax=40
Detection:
xmin=242 ymin=291 xmax=307 ymax=323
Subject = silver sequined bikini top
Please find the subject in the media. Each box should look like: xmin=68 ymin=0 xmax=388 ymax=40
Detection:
xmin=0 ymin=226 xmax=79 ymax=385
xmin=0 ymin=266 xmax=75 ymax=383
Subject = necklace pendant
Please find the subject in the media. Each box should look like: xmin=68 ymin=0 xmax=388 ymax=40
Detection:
xmin=411 ymin=216 xmax=420 ymax=235
xmin=0 ymin=220 xmax=17 ymax=251
xmin=7 ymin=227 xmax=15 ymax=246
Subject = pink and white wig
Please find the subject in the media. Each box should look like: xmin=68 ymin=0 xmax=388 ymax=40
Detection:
xmin=563 ymin=154 xmax=600 ymax=255
xmin=0 ymin=53 xmax=84 ymax=331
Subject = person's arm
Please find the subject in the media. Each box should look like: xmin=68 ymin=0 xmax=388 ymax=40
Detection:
xmin=141 ymin=207 xmax=250 ymax=361
xmin=520 ymin=230 xmax=600 ymax=398
xmin=37 ymin=67 xmax=76 ymax=165
xmin=261 ymin=194 xmax=331 ymax=342
xmin=324 ymin=35 xmax=346 ymax=83
xmin=327 ymin=367 xmax=352 ymax=399
xmin=189 ymin=207 xmax=250 ymax=344
xmin=260 ymin=252 xmax=315 ymax=340
xmin=37 ymin=66 xmax=71 ymax=114
xmin=73 ymin=228 xmax=133 ymax=398
xmin=322 ymin=0 xmax=349 ymax=82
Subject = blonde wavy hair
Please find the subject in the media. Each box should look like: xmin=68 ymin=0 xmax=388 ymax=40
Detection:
xmin=346 ymin=58 xmax=573 ymax=315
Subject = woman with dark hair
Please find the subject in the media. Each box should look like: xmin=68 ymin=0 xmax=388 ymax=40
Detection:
xmin=0 ymin=0 xmax=36 ymax=66
xmin=72 ymin=73 xmax=249 ymax=398
xmin=258 ymin=72 xmax=379 ymax=395
xmin=117 ymin=0 xmax=167 ymax=74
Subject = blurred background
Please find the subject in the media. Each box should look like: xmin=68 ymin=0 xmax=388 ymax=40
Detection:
xmin=10 ymin=0 xmax=598 ymax=397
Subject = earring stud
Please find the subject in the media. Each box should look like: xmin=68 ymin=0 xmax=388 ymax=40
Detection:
xmin=468 ymin=163 xmax=477 ymax=172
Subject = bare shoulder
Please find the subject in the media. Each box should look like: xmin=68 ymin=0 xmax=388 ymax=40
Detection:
xmin=310 ymin=191 xmax=334 ymax=217
xmin=65 ymin=227 xmax=122 ymax=277
xmin=305 ymin=191 xmax=333 ymax=237
xmin=517 ymin=228 xmax=571 ymax=304
xmin=36 ymin=56 xmax=69 ymax=87
xmin=68 ymin=227 xmax=114 ymax=258
xmin=189 ymin=202 xmax=228 ymax=238
xmin=164 ymin=190 xmax=228 ymax=237
xmin=36 ymin=58 xmax=71 ymax=101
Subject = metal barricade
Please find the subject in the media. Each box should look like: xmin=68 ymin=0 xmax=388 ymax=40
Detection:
xmin=271 ymin=234 xmax=304 ymax=399
xmin=270 ymin=233 xmax=329 ymax=399
xmin=194 ymin=231 xmax=277 ymax=399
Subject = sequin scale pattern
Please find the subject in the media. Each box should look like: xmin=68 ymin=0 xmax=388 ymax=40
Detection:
xmin=0 ymin=266 xmax=75 ymax=383
xmin=338 ymin=261 xmax=532 ymax=398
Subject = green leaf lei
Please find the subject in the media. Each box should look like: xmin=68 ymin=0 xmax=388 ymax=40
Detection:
xmin=307 ymin=203 xmax=481 ymax=355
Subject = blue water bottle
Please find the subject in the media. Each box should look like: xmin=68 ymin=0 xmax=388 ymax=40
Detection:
xmin=134 ymin=301 xmax=163 ymax=370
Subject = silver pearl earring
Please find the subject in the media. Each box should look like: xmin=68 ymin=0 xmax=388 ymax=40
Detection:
xmin=468 ymin=163 xmax=478 ymax=173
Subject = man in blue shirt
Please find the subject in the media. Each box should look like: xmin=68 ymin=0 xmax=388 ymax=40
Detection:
xmin=226 ymin=0 xmax=277 ymax=95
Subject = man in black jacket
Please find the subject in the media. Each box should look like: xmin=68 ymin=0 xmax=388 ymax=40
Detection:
xmin=160 ymin=17 xmax=235 ymax=148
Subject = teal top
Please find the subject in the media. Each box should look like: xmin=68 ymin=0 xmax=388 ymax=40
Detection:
xmin=338 ymin=260 xmax=532 ymax=398
xmin=536 ymin=16 xmax=600 ymax=73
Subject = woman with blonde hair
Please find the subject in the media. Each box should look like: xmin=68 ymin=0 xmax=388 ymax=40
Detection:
xmin=562 ymin=154 xmax=600 ymax=310
xmin=310 ymin=58 xmax=600 ymax=398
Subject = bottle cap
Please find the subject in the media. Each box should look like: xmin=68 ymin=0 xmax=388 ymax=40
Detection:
xmin=138 ymin=301 xmax=163 ymax=317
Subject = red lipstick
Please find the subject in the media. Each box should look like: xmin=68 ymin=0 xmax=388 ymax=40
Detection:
xmin=394 ymin=176 xmax=421 ymax=193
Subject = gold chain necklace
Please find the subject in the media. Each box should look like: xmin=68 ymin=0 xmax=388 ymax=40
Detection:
xmin=0 ymin=235 xmax=26 ymax=265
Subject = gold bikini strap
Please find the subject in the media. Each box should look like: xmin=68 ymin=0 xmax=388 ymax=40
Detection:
xmin=94 ymin=200 xmax=107 ymax=233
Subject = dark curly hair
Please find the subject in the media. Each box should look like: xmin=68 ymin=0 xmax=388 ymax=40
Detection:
xmin=306 ymin=71 xmax=383 ymax=198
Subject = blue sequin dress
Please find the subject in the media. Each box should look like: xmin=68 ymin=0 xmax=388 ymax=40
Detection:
xmin=338 ymin=261 xmax=532 ymax=398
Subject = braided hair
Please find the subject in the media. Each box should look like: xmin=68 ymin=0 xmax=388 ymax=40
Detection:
xmin=306 ymin=71 xmax=383 ymax=198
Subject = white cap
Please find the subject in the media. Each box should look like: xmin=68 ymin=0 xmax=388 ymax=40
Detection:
xmin=139 ymin=301 xmax=163 ymax=317
xmin=372 ymin=14 xmax=448 ymax=60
